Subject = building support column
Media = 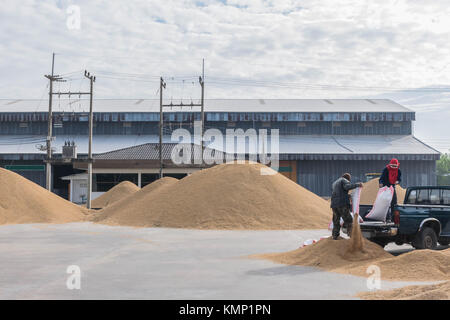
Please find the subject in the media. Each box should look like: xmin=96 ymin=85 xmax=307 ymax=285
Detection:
xmin=138 ymin=172 xmax=142 ymax=188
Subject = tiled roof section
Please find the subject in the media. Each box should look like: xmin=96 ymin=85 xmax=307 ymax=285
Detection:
xmin=94 ymin=142 xmax=226 ymax=161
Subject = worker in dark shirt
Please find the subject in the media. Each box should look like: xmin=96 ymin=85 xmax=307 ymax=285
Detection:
xmin=330 ymin=173 xmax=363 ymax=240
xmin=379 ymin=158 xmax=402 ymax=221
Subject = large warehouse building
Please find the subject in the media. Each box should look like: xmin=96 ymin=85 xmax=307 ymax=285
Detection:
xmin=0 ymin=98 xmax=440 ymax=202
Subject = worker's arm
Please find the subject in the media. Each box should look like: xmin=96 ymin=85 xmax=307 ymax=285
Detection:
xmin=342 ymin=179 xmax=361 ymax=191
xmin=379 ymin=168 xmax=388 ymax=187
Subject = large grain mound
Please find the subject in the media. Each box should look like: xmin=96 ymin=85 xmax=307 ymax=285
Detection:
xmin=96 ymin=162 xmax=332 ymax=229
xmin=255 ymin=240 xmax=450 ymax=281
xmin=357 ymin=281 xmax=450 ymax=300
xmin=359 ymin=178 xmax=406 ymax=205
xmin=91 ymin=181 xmax=140 ymax=209
xmin=0 ymin=168 xmax=86 ymax=224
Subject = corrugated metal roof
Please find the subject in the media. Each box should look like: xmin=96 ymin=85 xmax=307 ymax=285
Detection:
xmin=0 ymin=99 xmax=412 ymax=113
xmin=0 ymin=134 xmax=439 ymax=156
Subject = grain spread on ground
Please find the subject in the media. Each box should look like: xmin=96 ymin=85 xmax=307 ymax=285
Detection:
xmin=357 ymin=280 xmax=450 ymax=300
xmin=0 ymin=167 xmax=87 ymax=225
xmin=254 ymin=240 xmax=450 ymax=281
xmin=95 ymin=162 xmax=332 ymax=229
xmin=358 ymin=178 xmax=407 ymax=205
xmin=91 ymin=181 xmax=140 ymax=209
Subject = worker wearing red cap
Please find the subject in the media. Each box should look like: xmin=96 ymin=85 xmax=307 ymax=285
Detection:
xmin=379 ymin=158 xmax=402 ymax=221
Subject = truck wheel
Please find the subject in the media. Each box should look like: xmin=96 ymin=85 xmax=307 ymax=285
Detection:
xmin=413 ymin=227 xmax=438 ymax=250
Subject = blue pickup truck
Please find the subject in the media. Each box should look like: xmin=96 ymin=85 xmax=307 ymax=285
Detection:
xmin=356 ymin=186 xmax=450 ymax=250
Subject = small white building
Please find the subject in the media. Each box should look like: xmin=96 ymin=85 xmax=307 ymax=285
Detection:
xmin=60 ymin=173 xmax=92 ymax=204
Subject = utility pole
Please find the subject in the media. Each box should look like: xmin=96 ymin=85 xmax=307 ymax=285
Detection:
xmin=44 ymin=53 xmax=64 ymax=191
xmin=159 ymin=76 xmax=204 ymax=177
xmin=159 ymin=77 xmax=166 ymax=179
xmin=199 ymin=76 xmax=205 ymax=162
xmin=84 ymin=70 xmax=96 ymax=209
xmin=201 ymin=58 xmax=205 ymax=162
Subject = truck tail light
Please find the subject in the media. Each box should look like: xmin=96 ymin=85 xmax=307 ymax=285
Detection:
xmin=393 ymin=210 xmax=400 ymax=225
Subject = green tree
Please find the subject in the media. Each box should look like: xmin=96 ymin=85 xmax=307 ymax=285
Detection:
xmin=437 ymin=151 xmax=450 ymax=186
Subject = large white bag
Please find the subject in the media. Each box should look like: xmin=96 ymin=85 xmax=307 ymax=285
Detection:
xmin=365 ymin=186 xmax=394 ymax=221
xmin=352 ymin=187 xmax=362 ymax=215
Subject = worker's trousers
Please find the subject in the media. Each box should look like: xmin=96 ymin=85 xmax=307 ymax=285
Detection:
xmin=332 ymin=206 xmax=353 ymax=239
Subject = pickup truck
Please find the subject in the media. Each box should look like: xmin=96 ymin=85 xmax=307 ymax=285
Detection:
xmin=354 ymin=186 xmax=450 ymax=250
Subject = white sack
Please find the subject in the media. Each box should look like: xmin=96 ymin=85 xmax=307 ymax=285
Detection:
xmin=365 ymin=186 xmax=394 ymax=221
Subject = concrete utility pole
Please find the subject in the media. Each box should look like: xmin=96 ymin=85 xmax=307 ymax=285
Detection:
xmin=199 ymin=75 xmax=205 ymax=162
xmin=44 ymin=53 xmax=65 ymax=191
xmin=159 ymin=77 xmax=166 ymax=179
xmin=159 ymin=76 xmax=204 ymax=177
xmin=84 ymin=70 xmax=96 ymax=209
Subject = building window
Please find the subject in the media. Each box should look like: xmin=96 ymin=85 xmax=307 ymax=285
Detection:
xmin=93 ymin=173 xmax=138 ymax=192
xmin=297 ymin=122 xmax=306 ymax=127
xmin=19 ymin=122 xmax=28 ymax=128
xmin=393 ymin=122 xmax=401 ymax=128
xmin=262 ymin=121 xmax=271 ymax=127
xmin=123 ymin=122 xmax=132 ymax=128
xmin=141 ymin=173 xmax=159 ymax=187
xmin=227 ymin=121 xmax=236 ymax=127
xmin=364 ymin=122 xmax=373 ymax=127
xmin=332 ymin=122 xmax=341 ymax=127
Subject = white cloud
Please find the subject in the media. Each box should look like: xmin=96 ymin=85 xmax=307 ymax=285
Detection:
xmin=1 ymin=0 xmax=450 ymax=98
xmin=1 ymin=1 xmax=450 ymax=134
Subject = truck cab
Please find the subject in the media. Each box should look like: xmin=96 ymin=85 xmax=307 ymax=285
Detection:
xmin=358 ymin=186 xmax=450 ymax=249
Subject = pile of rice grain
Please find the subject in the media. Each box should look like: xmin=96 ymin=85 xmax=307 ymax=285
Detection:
xmin=91 ymin=181 xmax=140 ymax=209
xmin=92 ymin=177 xmax=178 ymax=225
xmin=95 ymin=162 xmax=332 ymax=229
xmin=357 ymin=281 xmax=450 ymax=300
xmin=0 ymin=168 xmax=86 ymax=225
xmin=255 ymin=241 xmax=450 ymax=281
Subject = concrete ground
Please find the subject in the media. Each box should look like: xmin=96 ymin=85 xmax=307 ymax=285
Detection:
xmin=0 ymin=223 xmax=437 ymax=299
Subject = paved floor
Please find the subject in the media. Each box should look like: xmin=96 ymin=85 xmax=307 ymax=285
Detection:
xmin=0 ymin=223 xmax=436 ymax=299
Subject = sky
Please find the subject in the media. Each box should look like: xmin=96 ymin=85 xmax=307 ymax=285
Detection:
xmin=1 ymin=0 xmax=449 ymax=152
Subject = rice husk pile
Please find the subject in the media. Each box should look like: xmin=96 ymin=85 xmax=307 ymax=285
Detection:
xmin=359 ymin=178 xmax=406 ymax=205
xmin=255 ymin=242 xmax=450 ymax=281
xmin=0 ymin=167 xmax=87 ymax=224
xmin=91 ymin=181 xmax=140 ymax=209
xmin=95 ymin=162 xmax=332 ymax=229
xmin=357 ymin=281 xmax=450 ymax=300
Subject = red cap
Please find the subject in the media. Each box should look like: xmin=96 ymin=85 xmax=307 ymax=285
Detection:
xmin=389 ymin=158 xmax=399 ymax=167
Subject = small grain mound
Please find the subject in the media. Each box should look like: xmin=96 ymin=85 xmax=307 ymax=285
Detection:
xmin=93 ymin=177 xmax=178 ymax=225
xmin=0 ymin=168 xmax=86 ymax=225
xmin=358 ymin=178 xmax=406 ymax=205
xmin=91 ymin=181 xmax=140 ymax=209
xmin=357 ymin=249 xmax=450 ymax=281
xmin=96 ymin=162 xmax=332 ymax=229
xmin=255 ymin=237 xmax=391 ymax=270
xmin=255 ymin=241 xmax=450 ymax=281
xmin=357 ymin=281 xmax=450 ymax=300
